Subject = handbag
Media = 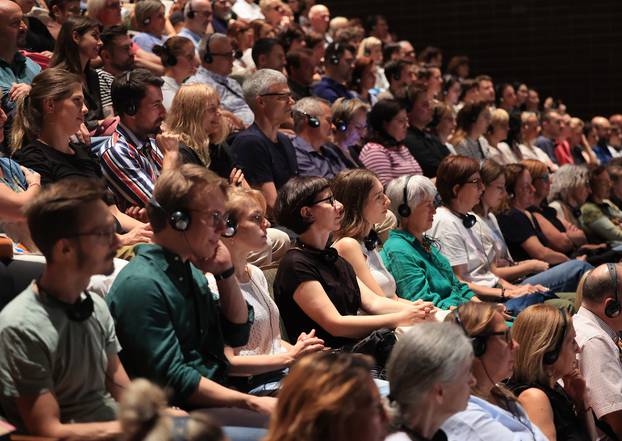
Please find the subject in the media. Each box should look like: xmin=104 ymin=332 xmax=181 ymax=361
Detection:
xmin=348 ymin=328 xmax=397 ymax=376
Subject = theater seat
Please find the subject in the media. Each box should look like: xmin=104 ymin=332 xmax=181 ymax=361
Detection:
xmin=0 ymin=258 xmax=46 ymax=311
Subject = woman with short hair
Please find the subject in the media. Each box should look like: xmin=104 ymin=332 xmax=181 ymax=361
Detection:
xmin=386 ymin=322 xmax=475 ymax=440
xmin=349 ymin=57 xmax=376 ymax=105
xmin=516 ymin=112 xmax=557 ymax=172
xmin=548 ymin=164 xmax=591 ymax=228
xmin=153 ymin=36 xmax=199 ymax=110
xmin=132 ymin=0 xmax=167 ymax=52
xmin=450 ymin=101 xmax=491 ymax=161
xmin=508 ymin=304 xmax=590 ymax=441
xmin=359 ymin=99 xmax=422 ymax=186
xmin=330 ymin=98 xmax=369 ymax=167
xmin=486 ymin=108 xmax=518 ymax=165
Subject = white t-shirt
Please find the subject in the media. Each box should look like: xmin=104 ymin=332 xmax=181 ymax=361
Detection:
xmin=476 ymin=212 xmax=515 ymax=263
xmin=360 ymin=241 xmax=397 ymax=298
xmin=429 ymin=207 xmax=499 ymax=287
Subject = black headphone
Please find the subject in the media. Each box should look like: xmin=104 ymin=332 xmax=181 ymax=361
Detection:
xmin=363 ymin=229 xmax=381 ymax=251
xmin=44 ymin=288 xmax=95 ymax=322
xmin=201 ymin=33 xmax=216 ymax=64
xmin=296 ymin=110 xmax=320 ymax=128
xmin=543 ymin=308 xmax=568 ymax=365
xmin=450 ymin=209 xmax=477 ymax=229
xmin=124 ymin=71 xmax=138 ymax=116
xmin=327 ymin=42 xmax=341 ymax=65
xmin=333 ymin=118 xmax=348 ymax=132
xmin=606 ymin=263 xmax=621 ymax=318
xmin=397 ymin=175 xmax=413 ymax=218
xmin=148 ymin=197 xmax=236 ymax=237
xmin=453 ymin=306 xmax=487 ymax=357
xmin=185 ymin=1 xmax=196 ymax=18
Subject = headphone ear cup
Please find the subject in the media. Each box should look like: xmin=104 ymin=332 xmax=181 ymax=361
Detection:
xmin=170 ymin=210 xmax=191 ymax=231
xmin=605 ymin=299 xmax=621 ymax=318
xmin=167 ymin=54 xmax=178 ymax=66
xmin=329 ymin=54 xmax=340 ymax=65
xmin=203 ymin=52 xmax=213 ymax=64
xmin=463 ymin=213 xmax=477 ymax=229
xmin=543 ymin=349 xmax=558 ymax=365
xmin=335 ymin=120 xmax=348 ymax=132
xmin=472 ymin=336 xmax=486 ymax=357
xmin=397 ymin=204 xmax=411 ymax=218
xmin=308 ymin=116 xmax=320 ymax=128
xmin=126 ymin=101 xmax=137 ymax=116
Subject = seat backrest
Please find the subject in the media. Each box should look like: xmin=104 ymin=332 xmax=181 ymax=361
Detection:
xmin=0 ymin=259 xmax=46 ymax=311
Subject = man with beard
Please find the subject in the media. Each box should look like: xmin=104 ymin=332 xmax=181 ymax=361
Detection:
xmin=97 ymin=26 xmax=135 ymax=117
xmin=0 ymin=178 xmax=130 ymax=439
xmin=99 ymin=68 xmax=179 ymax=211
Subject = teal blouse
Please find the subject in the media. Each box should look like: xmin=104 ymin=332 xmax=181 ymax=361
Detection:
xmin=380 ymin=229 xmax=474 ymax=309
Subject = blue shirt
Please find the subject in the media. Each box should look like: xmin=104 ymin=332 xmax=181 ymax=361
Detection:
xmin=311 ymin=76 xmax=354 ymax=103
xmin=0 ymin=52 xmax=40 ymax=96
xmin=292 ymin=135 xmax=348 ymax=178
xmin=592 ymin=141 xmax=613 ymax=165
xmin=132 ymin=32 xmax=168 ymax=53
xmin=534 ymin=136 xmax=558 ymax=164
xmin=0 ymin=157 xmax=27 ymax=191
xmin=177 ymin=27 xmax=203 ymax=49
xmin=188 ymin=67 xmax=254 ymax=127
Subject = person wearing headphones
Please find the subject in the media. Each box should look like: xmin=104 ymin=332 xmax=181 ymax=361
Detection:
xmin=188 ymin=33 xmax=254 ymax=129
xmin=291 ymin=97 xmax=349 ymax=178
xmin=107 ymin=165 xmax=277 ymax=425
xmin=153 ymin=36 xmax=199 ymax=110
xmin=574 ymin=263 xmax=622 ymax=438
xmin=178 ymin=0 xmax=214 ymax=48
xmin=132 ymin=0 xmax=168 ymax=53
xmin=330 ymin=97 xmax=369 ymax=168
xmin=441 ymin=302 xmax=548 ymax=440
xmin=508 ymin=304 xmax=591 ymax=441
xmin=376 ymin=59 xmax=412 ymax=101
xmin=311 ymin=42 xmax=355 ymax=103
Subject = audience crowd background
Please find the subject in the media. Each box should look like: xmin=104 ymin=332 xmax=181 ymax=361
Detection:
xmin=1 ymin=0 xmax=622 ymax=440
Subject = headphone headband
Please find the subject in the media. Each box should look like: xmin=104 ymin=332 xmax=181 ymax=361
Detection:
xmin=543 ymin=308 xmax=568 ymax=365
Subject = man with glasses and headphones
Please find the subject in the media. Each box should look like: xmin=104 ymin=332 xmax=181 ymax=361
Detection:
xmin=291 ymin=96 xmax=348 ymax=178
xmin=178 ymin=0 xmax=214 ymax=48
xmin=574 ymin=263 xmax=622 ymax=438
xmin=311 ymin=42 xmax=355 ymax=104
xmin=0 ymin=178 xmax=128 ymax=439
xmin=188 ymin=32 xmax=254 ymax=128
xmin=107 ymin=165 xmax=276 ymax=428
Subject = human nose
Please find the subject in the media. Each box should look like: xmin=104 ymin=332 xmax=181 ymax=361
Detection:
xmin=262 ymin=216 xmax=271 ymax=229
xmin=82 ymin=103 xmax=88 ymax=114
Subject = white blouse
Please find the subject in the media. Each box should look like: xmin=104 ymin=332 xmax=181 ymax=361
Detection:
xmin=360 ymin=240 xmax=397 ymax=298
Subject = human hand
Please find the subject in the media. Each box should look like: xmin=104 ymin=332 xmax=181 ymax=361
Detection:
xmin=74 ymin=123 xmax=91 ymax=145
xmin=156 ymin=132 xmax=180 ymax=155
xmin=288 ymin=329 xmax=324 ymax=362
xmin=229 ymin=167 xmax=250 ymax=188
xmin=125 ymin=206 xmax=149 ymax=223
xmin=527 ymin=259 xmax=549 ymax=273
xmin=192 ymin=240 xmax=233 ymax=275
xmin=39 ymin=51 xmax=53 ymax=59
xmin=20 ymin=166 xmax=41 ymax=187
xmin=221 ymin=110 xmax=245 ymax=132
xmin=411 ymin=299 xmax=437 ymax=320
xmin=562 ymin=366 xmax=586 ymax=409
xmin=9 ymin=83 xmax=31 ymax=101
xmin=247 ymin=396 xmax=277 ymax=415
xmin=118 ymin=223 xmax=153 ymax=246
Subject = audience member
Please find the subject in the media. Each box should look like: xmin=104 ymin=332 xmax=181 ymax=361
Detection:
xmin=132 ymin=0 xmax=167 ymax=53
xmin=292 ymin=97 xmax=348 ymax=178
xmin=428 ymin=101 xmax=457 ymax=154
xmin=285 ymin=48 xmax=315 ymax=101
xmin=366 ymin=14 xmax=392 ymax=44
xmin=230 ymin=69 xmax=297 ymax=210
xmin=534 ymin=110 xmax=562 ymax=164
xmin=330 ymin=97 xmax=369 ymax=167
xmin=153 ymin=36 xmax=199 ymax=110
xmin=252 ymin=37 xmax=286 ymax=71
xmin=442 ymin=75 xmax=462 ymax=110
xmin=568 ymin=117 xmax=598 ymax=164
xmin=25 ymin=0 xmax=80 ymax=49
xmin=259 ymin=0 xmax=287 ymax=28
xmin=312 ymin=42 xmax=355 ymax=103
xmin=515 ymin=83 xmax=529 ymax=109
xmin=451 ymin=101 xmax=491 ymax=161
xmin=592 ymin=115 xmax=615 ymax=164
xmin=189 ymin=33 xmax=254 ymax=128
xmin=379 ymin=60 xmax=412 ymax=100
xmin=609 ymin=164 xmax=622 ymax=209
xmin=349 ymin=56 xmax=376 ymax=105
xmin=307 ymin=4 xmax=330 ymax=44
xmin=178 ymin=0 xmax=213 ymax=48
xmin=402 ymin=85 xmax=450 ymax=177
xmin=278 ymin=26 xmax=305 ymax=53
xmin=496 ymin=83 xmax=517 ymax=114
xmin=447 ymin=55 xmax=470 ymax=79
xmin=485 ymin=108 xmax=518 ymax=165
xmin=359 ymin=99 xmax=422 ymax=185
xmin=358 ymin=36 xmax=388 ymax=92
xmin=416 ymin=64 xmax=442 ymax=100
xmin=509 ymin=304 xmax=591 ymax=441
xmin=228 ymin=19 xmax=256 ymax=76
xmin=212 ymin=0 xmax=233 ymax=34
xmin=525 ymin=88 xmax=540 ymax=113
xmin=475 ymin=74 xmax=495 ymax=106
xmin=398 ymin=40 xmax=416 ymax=63
xmin=386 ymin=322 xmax=474 ymax=441
xmin=98 ymin=26 xmax=136 ymax=117
xmin=0 ymin=178 xmax=128 ymax=438
xmin=381 ymin=174 xmax=475 ymax=308
xmin=517 ymin=111 xmax=558 ymax=171
xmin=580 ymin=165 xmax=622 ymax=243
xmin=232 ymin=0 xmax=263 ymax=22
xmin=548 ymin=164 xmax=591 ymax=228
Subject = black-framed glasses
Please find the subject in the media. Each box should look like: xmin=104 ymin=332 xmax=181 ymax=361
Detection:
xmin=259 ymin=92 xmax=293 ymax=101
xmin=191 ymin=209 xmax=230 ymax=229
xmin=211 ymin=50 xmax=235 ymax=59
xmin=480 ymin=328 xmax=512 ymax=345
xmin=69 ymin=227 xmax=117 ymax=243
xmin=313 ymin=195 xmax=336 ymax=206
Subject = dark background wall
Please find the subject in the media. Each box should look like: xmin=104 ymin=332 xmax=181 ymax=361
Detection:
xmin=328 ymin=0 xmax=622 ymax=119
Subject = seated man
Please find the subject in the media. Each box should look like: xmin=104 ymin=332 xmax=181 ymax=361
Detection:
xmin=97 ymin=25 xmax=135 ymax=117
xmin=574 ymin=263 xmax=622 ymax=438
xmin=230 ymin=69 xmax=297 ymax=211
xmin=292 ymin=97 xmax=348 ymax=178
xmin=252 ymin=38 xmax=286 ymax=72
xmin=106 ymin=165 xmax=275 ymax=418
xmin=311 ymin=42 xmax=355 ymax=103
xmin=286 ymin=48 xmax=315 ymax=101
xmin=99 ymin=68 xmax=179 ymax=210
xmin=0 ymin=178 xmax=129 ymax=439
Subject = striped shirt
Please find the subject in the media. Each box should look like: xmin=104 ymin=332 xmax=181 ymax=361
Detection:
xmin=99 ymin=124 xmax=163 ymax=209
xmin=359 ymin=142 xmax=422 ymax=186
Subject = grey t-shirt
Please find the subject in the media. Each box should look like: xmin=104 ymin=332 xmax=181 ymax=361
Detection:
xmin=0 ymin=282 xmax=121 ymax=430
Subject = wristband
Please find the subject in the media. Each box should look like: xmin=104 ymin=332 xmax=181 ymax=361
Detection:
xmin=214 ymin=266 xmax=235 ymax=281
xmin=501 ymin=287 xmax=506 ymax=299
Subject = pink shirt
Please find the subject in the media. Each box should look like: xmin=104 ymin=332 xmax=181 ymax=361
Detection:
xmin=359 ymin=142 xmax=423 ymax=185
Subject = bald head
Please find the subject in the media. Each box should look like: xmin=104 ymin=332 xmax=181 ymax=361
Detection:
xmin=308 ymin=4 xmax=329 ymax=34
xmin=592 ymin=116 xmax=612 ymax=143
xmin=610 ymin=114 xmax=622 ymax=127
xmin=0 ymin=0 xmax=27 ymax=57
xmin=581 ymin=263 xmax=620 ymax=306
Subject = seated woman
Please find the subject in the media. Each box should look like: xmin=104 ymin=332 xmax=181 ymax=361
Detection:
xmin=580 ymin=165 xmax=622 ymax=243
xmin=153 ymin=36 xmax=198 ymax=110
xmin=359 ymin=99 xmax=422 ymax=186
xmin=516 ymin=112 xmax=558 ymax=172
xmin=273 ymin=176 xmax=433 ymax=352
xmin=132 ymin=0 xmax=168 ymax=53
xmin=428 ymin=101 xmax=457 ymax=155
xmin=450 ymin=101 xmax=490 ymax=161
xmin=474 ymin=159 xmax=590 ymax=294
xmin=386 ymin=322 xmax=475 ymax=440
xmin=548 ymin=164 xmax=591 ymax=229
xmin=221 ymin=186 xmax=324 ymax=394
xmin=508 ymin=304 xmax=591 ymax=441
xmin=349 ymin=57 xmax=376 ymax=105
xmin=485 ymin=108 xmax=518 ymax=165
xmin=380 ymin=174 xmax=475 ymax=309
xmin=264 ymin=352 xmax=386 ymax=441
xmin=11 ymin=68 xmax=151 ymax=248
xmin=441 ymin=302 xmax=548 ymax=440
xmin=330 ymin=97 xmax=370 ymax=168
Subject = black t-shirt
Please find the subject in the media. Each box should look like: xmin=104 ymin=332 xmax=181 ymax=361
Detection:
xmin=497 ymin=208 xmax=550 ymax=262
xmin=403 ymin=126 xmax=450 ymax=178
xmin=178 ymin=142 xmax=235 ymax=179
xmin=528 ymin=204 xmax=566 ymax=232
xmin=14 ymin=140 xmax=101 ymax=185
xmin=24 ymin=16 xmax=55 ymax=53
xmin=230 ymin=124 xmax=297 ymax=189
xmin=274 ymin=247 xmax=361 ymax=349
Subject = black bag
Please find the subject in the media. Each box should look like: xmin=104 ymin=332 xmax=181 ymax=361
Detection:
xmin=348 ymin=328 xmax=397 ymax=376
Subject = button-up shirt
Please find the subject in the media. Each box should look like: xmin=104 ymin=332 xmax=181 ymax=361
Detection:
xmin=311 ymin=76 xmax=354 ymax=103
xmin=177 ymin=27 xmax=203 ymax=49
xmin=0 ymin=51 xmax=40 ymax=96
xmin=132 ymin=32 xmax=168 ymax=53
xmin=188 ymin=66 xmax=254 ymax=127
xmin=98 ymin=123 xmax=163 ymax=209
xmin=106 ymin=244 xmax=254 ymax=407
xmin=573 ymin=306 xmax=622 ymax=419
xmin=292 ymin=135 xmax=348 ymax=178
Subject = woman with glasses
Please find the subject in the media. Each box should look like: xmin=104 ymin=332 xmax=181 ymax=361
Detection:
xmin=273 ymin=176 xmax=432 ymax=353
xmin=153 ymin=36 xmax=199 ymax=110
xmin=359 ymin=99 xmax=422 ymax=186
xmin=441 ymin=303 xmax=548 ymax=440
xmin=450 ymin=101 xmax=491 ymax=161
xmin=508 ymin=304 xmax=591 ymax=441
xmin=221 ymin=187 xmax=324 ymax=394
xmin=330 ymin=98 xmax=369 ymax=168
xmin=580 ymin=165 xmax=622 ymax=243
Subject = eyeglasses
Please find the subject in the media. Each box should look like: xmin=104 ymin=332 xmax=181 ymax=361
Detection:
xmin=191 ymin=209 xmax=230 ymax=229
xmin=313 ymin=195 xmax=336 ymax=206
xmin=259 ymin=92 xmax=293 ymax=101
xmin=463 ymin=177 xmax=482 ymax=186
xmin=211 ymin=50 xmax=236 ymax=59
xmin=481 ymin=328 xmax=512 ymax=345
xmin=70 ymin=227 xmax=117 ymax=244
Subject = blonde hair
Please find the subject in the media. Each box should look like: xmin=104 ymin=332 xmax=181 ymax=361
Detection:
xmin=357 ymin=36 xmax=381 ymax=58
xmin=225 ymin=186 xmax=267 ymax=225
xmin=264 ymin=352 xmax=376 ymax=441
xmin=118 ymin=379 xmax=224 ymax=441
xmin=511 ymin=304 xmax=570 ymax=386
xmin=490 ymin=108 xmax=509 ymax=127
xmin=165 ymin=84 xmax=229 ymax=166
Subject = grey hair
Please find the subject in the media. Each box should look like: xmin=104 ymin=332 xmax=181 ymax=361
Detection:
xmin=242 ymin=69 xmax=288 ymax=107
xmin=548 ymin=164 xmax=590 ymax=202
xmin=86 ymin=0 xmax=107 ymax=19
xmin=386 ymin=175 xmax=437 ymax=219
xmin=198 ymin=33 xmax=229 ymax=62
xmin=387 ymin=322 xmax=473 ymax=422
xmin=292 ymin=97 xmax=328 ymax=133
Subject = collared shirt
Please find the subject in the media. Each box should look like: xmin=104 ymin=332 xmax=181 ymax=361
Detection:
xmin=132 ymin=32 xmax=168 ymax=53
xmin=188 ymin=67 xmax=254 ymax=127
xmin=0 ymin=51 xmax=40 ymax=96
xmin=403 ymin=126 xmax=450 ymax=178
xmin=98 ymin=123 xmax=164 ymax=209
xmin=534 ymin=135 xmax=558 ymax=164
xmin=161 ymin=75 xmax=180 ymax=110
xmin=312 ymin=76 xmax=355 ymax=103
xmin=231 ymin=0 xmax=264 ymax=21
xmin=106 ymin=244 xmax=254 ymax=407
xmin=593 ymin=140 xmax=613 ymax=165
xmin=177 ymin=27 xmax=203 ymax=49
xmin=573 ymin=306 xmax=622 ymax=419
xmin=380 ymin=229 xmax=474 ymax=309
xmin=292 ymin=135 xmax=348 ymax=178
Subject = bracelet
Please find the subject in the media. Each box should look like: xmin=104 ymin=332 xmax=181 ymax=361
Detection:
xmin=214 ymin=266 xmax=235 ymax=281
xmin=500 ymin=287 xmax=506 ymax=299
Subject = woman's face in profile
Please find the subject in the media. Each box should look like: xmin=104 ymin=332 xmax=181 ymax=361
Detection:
xmin=345 ymin=377 xmax=387 ymax=441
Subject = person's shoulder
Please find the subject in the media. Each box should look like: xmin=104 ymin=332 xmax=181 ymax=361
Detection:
xmin=0 ymin=286 xmax=48 ymax=334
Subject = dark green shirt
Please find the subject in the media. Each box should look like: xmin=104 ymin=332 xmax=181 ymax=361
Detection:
xmin=106 ymin=244 xmax=253 ymax=407
xmin=380 ymin=230 xmax=474 ymax=309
